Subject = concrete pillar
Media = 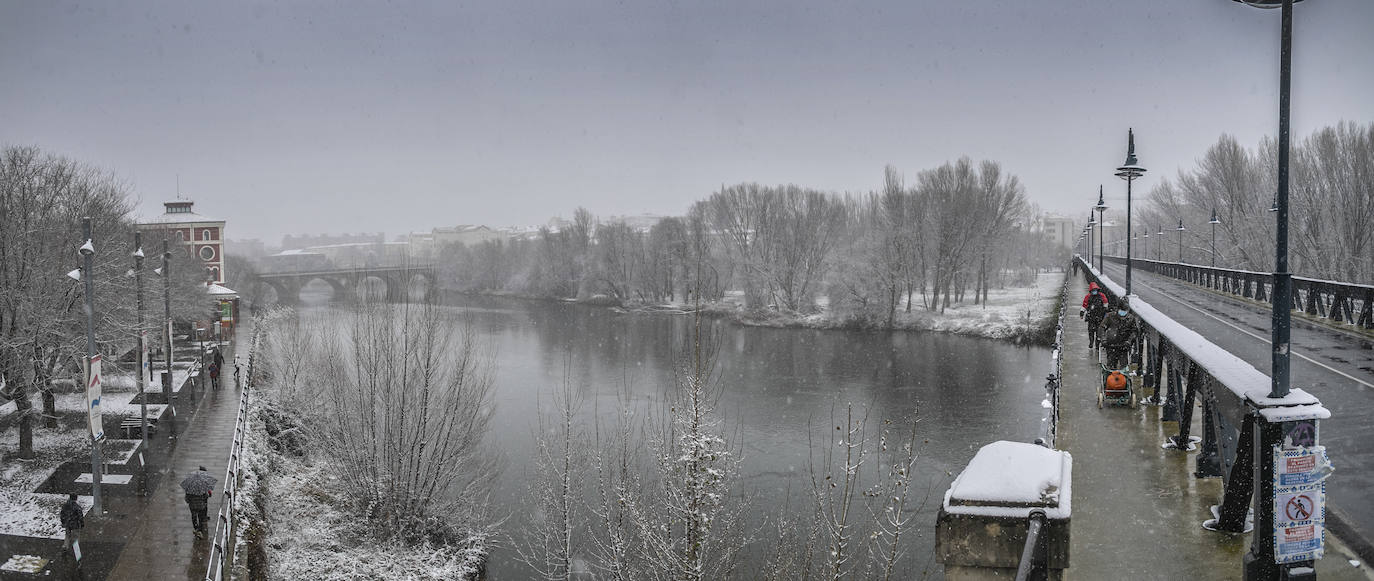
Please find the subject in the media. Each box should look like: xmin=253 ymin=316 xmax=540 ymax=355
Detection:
xmin=936 ymin=441 xmax=1072 ymax=580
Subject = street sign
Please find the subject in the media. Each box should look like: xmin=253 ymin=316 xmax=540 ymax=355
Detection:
xmin=1272 ymin=445 xmax=1328 ymax=564
xmin=86 ymin=355 xmax=103 ymax=441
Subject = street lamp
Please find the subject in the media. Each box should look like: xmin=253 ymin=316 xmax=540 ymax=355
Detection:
xmin=1209 ymin=209 xmax=1221 ymax=267
xmin=1176 ymin=219 xmax=1186 ymax=263
xmin=1143 ymin=231 xmax=1150 ymax=261
xmin=78 ymin=218 xmax=103 ymax=514
xmin=1094 ymin=187 xmax=1108 ymax=271
xmin=1087 ymin=212 xmax=1097 ymax=270
xmin=1157 ymin=226 xmax=1166 ymax=260
xmin=1115 ymin=128 xmax=1147 ymax=296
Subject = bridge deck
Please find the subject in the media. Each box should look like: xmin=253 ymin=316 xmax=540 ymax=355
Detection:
xmin=1057 ymin=273 xmax=1370 ymax=579
xmin=1101 ymin=260 xmax=1374 ymax=556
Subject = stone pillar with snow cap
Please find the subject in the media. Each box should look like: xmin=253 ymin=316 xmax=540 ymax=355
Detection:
xmin=936 ymin=441 xmax=1072 ymax=580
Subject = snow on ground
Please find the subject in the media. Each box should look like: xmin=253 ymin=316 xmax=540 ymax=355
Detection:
xmin=241 ymin=398 xmax=486 ymax=580
xmin=639 ymin=271 xmax=1067 ymax=342
xmin=0 ymin=369 xmax=180 ymax=540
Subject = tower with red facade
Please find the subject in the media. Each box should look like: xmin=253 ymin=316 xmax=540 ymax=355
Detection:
xmin=137 ymin=199 xmax=226 ymax=284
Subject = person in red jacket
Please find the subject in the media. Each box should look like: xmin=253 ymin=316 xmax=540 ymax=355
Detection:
xmin=1079 ymin=282 xmax=1109 ymax=351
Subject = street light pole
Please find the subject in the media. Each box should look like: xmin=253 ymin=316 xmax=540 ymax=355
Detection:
xmin=162 ymin=240 xmax=173 ymax=397
xmin=1157 ymin=226 xmax=1165 ymax=261
xmin=1087 ymin=212 xmax=1096 ymax=270
xmin=134 ymin=233 xmax=147 ymax=441
xmin=1115 ymin=129 xmax=1147 ymax=297
xmin=1094 ymin=187 xmax=1108 ymax=271
xmin=1209 ymin=209 xmax=1221 ymax=267
xmin=81 ymin=218 xmax=101 ymax=513
xmin=1177 ymin=219 xmax=1186 ymax=263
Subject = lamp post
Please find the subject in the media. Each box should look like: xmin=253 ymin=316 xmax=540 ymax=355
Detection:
xmin=1231 ymin=2 xmax=1308 ymax=578
xmin=1209 ymin=209 xmax=1221 ymax=267
xmin=162 ymin=240 xmax=172 ymax=398
xmin=1094 ymin=187 xmax=1108 ymax=271
xmin=80 ymin=218 xmax=102 ymax=513
xmin=1143 ymin=231 xmax=1150 ymax=261
xmin=1115 ymin=129 xmax=1147 ymax=296
xmin=1087 ymin=212 xmax=1097 ymax=270
xmin=1177 ymin=219 xmax=1186 ymax=263
xmin=1157 ymin=226 xmax=1165 ymax=260
xmin=134 ymin=233 xmax=147 ymax=443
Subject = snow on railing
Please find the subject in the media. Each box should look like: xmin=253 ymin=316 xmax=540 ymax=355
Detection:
xmin=203 ymin=323 xmax=261 ymax=581
xmin=1037 ymin=268 xmax=1070 ymax=449
xmin=1081 ymin=259 xmax=1324 ymax=408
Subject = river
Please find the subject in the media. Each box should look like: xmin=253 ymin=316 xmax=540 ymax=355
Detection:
xmin=304 ymin=290 xmax=1054 ymax=578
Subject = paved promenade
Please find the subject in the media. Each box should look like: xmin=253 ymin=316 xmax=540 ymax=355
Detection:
xmin=0 ymin=337 xmax=244 ymax=581
xmin=1058 ymin=274 xmax=1370 ymax=579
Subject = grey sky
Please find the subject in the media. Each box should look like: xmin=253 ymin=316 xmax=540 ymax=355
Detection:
xmin=3 ymin=0 xmax=1372 ymax=243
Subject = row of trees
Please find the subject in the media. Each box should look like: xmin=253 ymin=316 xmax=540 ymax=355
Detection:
xmin=0 ymin=146 xmax=210 ymax=459
xmin=438 ymin=159 xmax=1062 ymax=325
xmin=1127 ymin=122 xmax=1373 ymax=284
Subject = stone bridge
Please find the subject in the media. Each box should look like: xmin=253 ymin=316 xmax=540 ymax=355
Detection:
xmin=252 ymin=264 xmax=437 ymax=306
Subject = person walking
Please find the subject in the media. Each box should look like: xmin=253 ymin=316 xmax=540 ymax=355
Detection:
xmin=181 ymin=466 xmax=216 ymax=538
xmin=1097 ymin=297 xmax=1140 ymax=370
xmin=233 ymin=355 xmax=243 ymax=388
xmin=207 ymin=362 xmax=220 ymax=390
xmin=59 ymin=494 xmax=84 ymax=557
xmin=1079 ymin=282 xmax=1110 ymax=351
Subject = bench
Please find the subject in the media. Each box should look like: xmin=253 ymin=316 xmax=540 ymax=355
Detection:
xmin=120 ymin=417 xmax=159 ymax=438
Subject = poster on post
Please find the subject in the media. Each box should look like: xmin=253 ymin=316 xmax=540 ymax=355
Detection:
xmin=1272 ymin=445 xmax=1329 ymax=564
xmin=86 ymin=355 xmax=103 ymax=441
xmin=139 ymin=330 xmax=150 ymax=389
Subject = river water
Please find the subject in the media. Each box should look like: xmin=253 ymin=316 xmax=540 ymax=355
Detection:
xmin=306 ymin=290 xmax=1053 ymax=578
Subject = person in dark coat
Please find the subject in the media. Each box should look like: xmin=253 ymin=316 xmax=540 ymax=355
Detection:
xmin=1079 ymin=282 xmax=1110 ymax=351
xmin=60 ymin=494 xmax=83 ymax=555
xmin=1097 ymin=297 xmax=1140 ymax=369
xmin=184 ymin=467 xmax=213 ymax=538
xmin=208 ymin=362 xmax=220 ymax=389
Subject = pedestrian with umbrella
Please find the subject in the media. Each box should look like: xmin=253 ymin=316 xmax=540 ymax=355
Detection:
xmin=181 ymin=466 xmax=216 ymax=538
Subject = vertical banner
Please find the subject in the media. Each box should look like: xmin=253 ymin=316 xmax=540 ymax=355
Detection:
xmin=87 ymin=355 xmax=103 ymax=441
xmin=139 ymin=330 xmax=150 ymax=388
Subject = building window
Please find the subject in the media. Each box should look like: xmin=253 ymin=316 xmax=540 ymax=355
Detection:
xmin=202 ymin=229 xmax=213 ymax=241
xmin=210 ymin=267 xmax=220 ymax=281
xmin=175 ymin=231 xmax=185 ymax=242
xmin=199 ymin=246 xmax=216 ymax=261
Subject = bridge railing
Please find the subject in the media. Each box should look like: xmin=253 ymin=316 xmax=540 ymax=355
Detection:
xmin=1074 ymin=255 xmax=1329 ymax=544
xmin=1036 ymin=271 xmax=1070 ymax=449
xmin=1101 ymin=255 xmax=1373 ymax=330
xmin=202 ymin=322 xmax=260 ymax=581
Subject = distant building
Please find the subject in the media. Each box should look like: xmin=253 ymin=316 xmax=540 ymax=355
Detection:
xmin=137 ymin=199 xmax=226 ymax=284
xmin=1040 ymin=214 xmax=1077 ymax=249
xmin=407 ymin=225 xmax=509 ymax=258
xmin=281 ymin=232 xmax=385 ymax=251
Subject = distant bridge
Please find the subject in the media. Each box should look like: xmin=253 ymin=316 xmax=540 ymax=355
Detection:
xmin=251 ymin=264 xmax=437 ymax=306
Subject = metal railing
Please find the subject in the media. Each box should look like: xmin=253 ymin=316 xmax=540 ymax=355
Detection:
xmin=1036 ymin=271 xmax=1070 ymax=449
xmin=203 ymin=323 xmax=260 ymax=581
xmin=1101 ymin=255 xmax=1373 ymax=330
xmin=1014 ymin=509 xmax=1049 ymax=581
xmin=1075 ymin=255 xmax=1328 ymax=537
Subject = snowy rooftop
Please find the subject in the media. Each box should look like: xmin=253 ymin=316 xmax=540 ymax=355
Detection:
xmin=944 ymin=441 xmax=1072 ymax=519
xmin=138 ymin=199 xmax=223 ymax=225
xmin=206 ymin=283 xmax=238 ymax=297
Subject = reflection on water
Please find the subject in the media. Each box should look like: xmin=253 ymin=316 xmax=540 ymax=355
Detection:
xmin=302 ymin=292 xmax=1050 ymax=578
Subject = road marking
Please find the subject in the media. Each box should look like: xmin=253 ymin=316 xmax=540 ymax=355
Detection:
xmin=1115 ymin=267 xmax=1374 ymax=390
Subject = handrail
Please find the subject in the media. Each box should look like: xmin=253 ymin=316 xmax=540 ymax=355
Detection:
xmin=1074 ymin=255 xmax=1329 ymax=535
xmin=1014 ymin=509 xmax=1049 ymax=581
xmin=203 ymin=322 xmax=261 ymax=581
xmin=1100 ymin=255 xmax=1373 ymax=329
xmin=1036 ymin=269 xmax=1070 ymax=449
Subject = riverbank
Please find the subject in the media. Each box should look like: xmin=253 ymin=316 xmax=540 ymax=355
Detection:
xmin=446 ymin=269 xmax=1067 ymax=346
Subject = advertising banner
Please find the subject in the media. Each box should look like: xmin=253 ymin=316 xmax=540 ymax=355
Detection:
xmin=86 ymin=355 xmax=103 ymax=441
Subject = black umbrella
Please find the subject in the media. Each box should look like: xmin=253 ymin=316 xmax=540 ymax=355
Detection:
xmin=180 ymin=469 xmax=217 ymax=496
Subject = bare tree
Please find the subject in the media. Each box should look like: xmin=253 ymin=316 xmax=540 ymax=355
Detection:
xmin=515 ymin=364 xmax=588 ymax=581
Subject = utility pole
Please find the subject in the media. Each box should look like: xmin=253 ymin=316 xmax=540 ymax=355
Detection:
xmin=81 ymin=218 xmax=102 ymax=513
xmin=163 ymin=240 xmax=173 ymax=397
xmin=134 ymin=233 xmax=147 ymax=440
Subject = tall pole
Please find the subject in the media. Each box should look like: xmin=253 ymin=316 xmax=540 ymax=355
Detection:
xmin=1271 ymin=0 xmax=1293 ymax=400
xmin=82 ymin=218 xmax=101 ymax=513
xmin=135 ymin=233 xmax=146 ymax=440
xmin=1125 ymin=177 xmax=1133 ymax=295
xmin=163 ymin=240 xmax=173 ymax=397
xmin=1178 ymin=220 xmax=1185 ymax=263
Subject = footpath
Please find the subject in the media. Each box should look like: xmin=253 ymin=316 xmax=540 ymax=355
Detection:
xmin=1056 ymin=274 xmax=1370 ymax=579
xmin=0 ymin=332 xmax=245 ymax=581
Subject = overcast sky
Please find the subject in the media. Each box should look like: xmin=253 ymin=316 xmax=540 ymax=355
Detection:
xmin=3 ymin=0 xmax=1372 ymax=243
